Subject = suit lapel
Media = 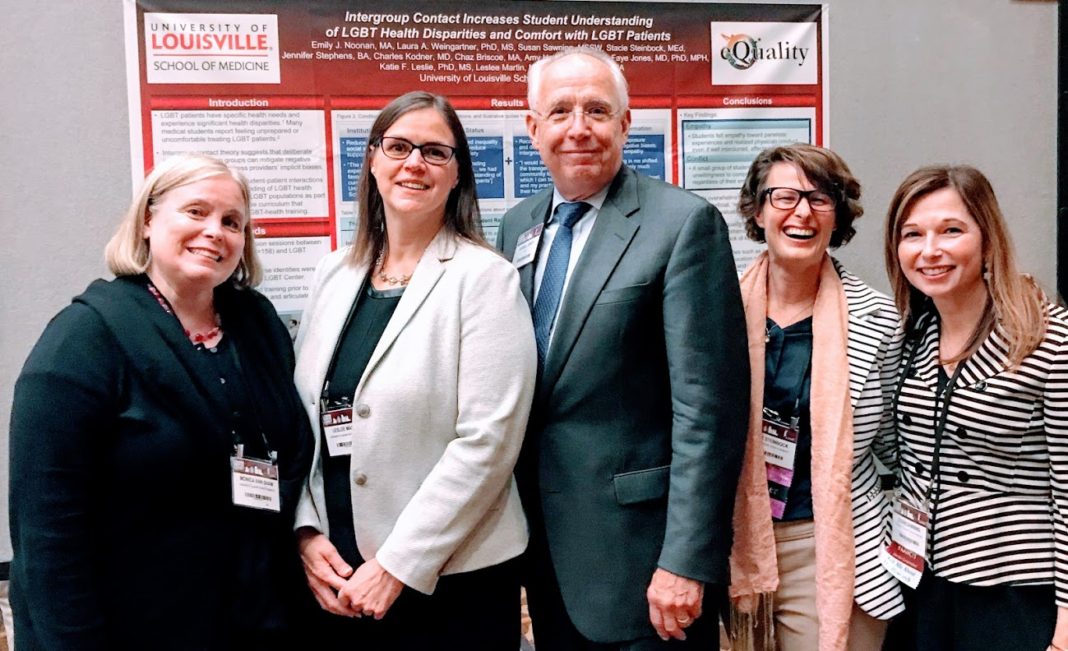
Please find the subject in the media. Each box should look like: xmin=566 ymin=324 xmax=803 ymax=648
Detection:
xmin=359 ymin=229 xmax=454 ymax=385
xmin=541 ymin=169 xmax=640 ymax=394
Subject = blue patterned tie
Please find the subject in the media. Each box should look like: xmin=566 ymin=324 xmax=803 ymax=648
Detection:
xmin=532 ymin=201 xmax=592 ymax=367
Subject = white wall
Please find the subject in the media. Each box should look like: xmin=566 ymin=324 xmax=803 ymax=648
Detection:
xmin=0 ymin=0 xmax=1058 ymax=561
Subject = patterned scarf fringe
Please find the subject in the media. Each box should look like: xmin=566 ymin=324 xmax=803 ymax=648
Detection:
xmin=728 ymin=593 xmax=776 ymax=651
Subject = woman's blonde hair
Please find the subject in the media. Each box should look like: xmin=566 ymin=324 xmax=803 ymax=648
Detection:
xmin=884 ymin=164 xmax=1045 ymax=366
xmin=105 ymin=153 xmax=261 ymax=287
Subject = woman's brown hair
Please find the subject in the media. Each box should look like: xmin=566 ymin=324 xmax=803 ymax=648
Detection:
xmin=349 ymin=91 xmax=486 ymax=267
xmin=883 ymin=165 xmax=1045 ymax=366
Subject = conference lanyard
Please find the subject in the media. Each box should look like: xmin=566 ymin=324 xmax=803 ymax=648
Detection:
xmin=318 ymin=292 xmax=363 ymax=457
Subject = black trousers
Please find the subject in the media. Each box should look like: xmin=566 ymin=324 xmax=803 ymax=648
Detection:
xmin=307 ymin=556 xmax=521 ymax=650
xmin=883 ymin=569 xmax=1056 ymax=651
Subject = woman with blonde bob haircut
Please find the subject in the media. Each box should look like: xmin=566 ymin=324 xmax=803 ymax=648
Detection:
xmin=10 ymin=153 xmax=313 ymax=649
xmin=884 ymin=164 xmax=1068 ymax=650
xmin=106 ymin=153 xmax=262 ymax=286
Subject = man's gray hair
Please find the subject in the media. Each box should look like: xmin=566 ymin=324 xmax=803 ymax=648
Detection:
xmin=526 ymin=47 xmax=629 ymax=113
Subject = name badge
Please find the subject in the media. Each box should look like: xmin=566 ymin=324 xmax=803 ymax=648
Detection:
xmin=321 ymin=405 xmax=354 ymax=457
xmin=231 ymin=455 xmax=281 ymax=512
xmin=762 ymin=412 xmax=799 ymax=519
xmin=879 ymin=494 xmax=929 ymax=588
xmin=512 ymin=223 xmax=543 ymax=269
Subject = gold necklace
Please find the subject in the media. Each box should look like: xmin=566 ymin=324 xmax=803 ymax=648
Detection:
xmin=765 ymin=300 xmax=814 ymax=343
xmin=374 ymin=250 xmax=412 ymax=287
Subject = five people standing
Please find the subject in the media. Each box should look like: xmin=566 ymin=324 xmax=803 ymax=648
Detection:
xmin=9 ymin=45 xmax=1063 ymax=651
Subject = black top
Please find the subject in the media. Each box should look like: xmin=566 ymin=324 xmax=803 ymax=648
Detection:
xmin=764 ymin=316 xmax=814 ymax=521
xmin=9 ymin=275 xmax=314 ymax=650
xmin=321 ymin=282 xmax=404 ymax=566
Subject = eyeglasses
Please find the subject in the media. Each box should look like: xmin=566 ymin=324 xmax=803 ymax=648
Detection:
xmin=531 ymin=104 xmax=620 ymax=125
xmin=375 ymin=136 xmax=456 ymax=166
xmin=762 ymin=187 xmax=837 ymax=212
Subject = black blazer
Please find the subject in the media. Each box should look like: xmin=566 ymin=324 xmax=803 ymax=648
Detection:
xmin=9 ymin=275 xmax=313 ymax=650
xmin=497 ymin=167 xmax=750 ymax=642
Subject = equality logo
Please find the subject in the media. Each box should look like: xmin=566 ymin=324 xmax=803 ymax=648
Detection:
xmin=720 ymin=34 xmax=760 ymax=70
xmin=711 ymin=22 xmax=818 ymax=86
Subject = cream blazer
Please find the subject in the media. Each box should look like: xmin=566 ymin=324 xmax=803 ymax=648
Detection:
xmin=294 ymin=230 xmax=536 ymax=594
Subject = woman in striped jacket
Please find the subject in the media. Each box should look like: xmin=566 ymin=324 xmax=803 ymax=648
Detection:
xmin=728 ymin=144 xmax=904 ymax=651
xmin=884 ymin=165 xmax=1068 ymax=650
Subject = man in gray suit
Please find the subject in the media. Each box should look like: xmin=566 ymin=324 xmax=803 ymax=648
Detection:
xmin=496 ymin=48 xmax=750 ymax=650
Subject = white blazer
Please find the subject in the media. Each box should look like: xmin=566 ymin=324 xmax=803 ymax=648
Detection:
xmin=294 ymin=229 xmax=537 ymax=594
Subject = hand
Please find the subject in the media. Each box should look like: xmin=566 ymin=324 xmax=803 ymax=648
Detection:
xmin=646 ymin=568 xmax=704 ymax=641
xmin=338 ymin=558 xmax=405 ymax=620
xmin=296 ymin=527 xmax=355 ymax=616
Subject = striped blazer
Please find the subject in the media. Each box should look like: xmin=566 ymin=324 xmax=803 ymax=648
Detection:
xmin=835 ymin=260 xmax=907 ymax=619
xmin=895 ymin=302 xmax=1068 ymax=607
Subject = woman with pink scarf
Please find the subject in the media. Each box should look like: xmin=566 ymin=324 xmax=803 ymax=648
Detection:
xmin=727 ymin=144 xmax=904 ymax=651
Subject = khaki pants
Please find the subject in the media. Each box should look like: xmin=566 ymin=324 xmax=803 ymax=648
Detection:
xmin=771 ymin=519 xmax=886 ymax=651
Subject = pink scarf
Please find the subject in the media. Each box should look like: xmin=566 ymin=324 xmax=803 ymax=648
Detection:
xmin=729 ymin=253 xmax=856 ymax=651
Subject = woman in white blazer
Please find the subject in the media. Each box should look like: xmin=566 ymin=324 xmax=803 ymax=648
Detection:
xmin=728 ymin=144 xmax=904 ymax=651
xmin=293 ymin=91 xmax=537 ymax=650
xmin=883 ymin=165 xmax=1068 ymax=651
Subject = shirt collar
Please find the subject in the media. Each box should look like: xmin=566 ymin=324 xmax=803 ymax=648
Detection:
xmin=548 ymin=185 xmax=610 ymax=224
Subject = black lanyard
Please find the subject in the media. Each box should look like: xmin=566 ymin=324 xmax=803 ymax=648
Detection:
xmin=223 ymin=338 xmax=276 ymax=462
xmin=319 ymin=288 xmax=363 ymax=410
xmin=891 ymin=332 xmax=966 ymax=501
xmin=891 ymin=328 xmax=967 ymax=567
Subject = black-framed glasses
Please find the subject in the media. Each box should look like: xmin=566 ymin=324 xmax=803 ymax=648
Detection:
xmin=530 ymin=103 xmax=620 ymax=125
xmin=762 ymin=187 xmax=837 ymax=212
xmin=375 ymin=136 xmax=456 ymax=166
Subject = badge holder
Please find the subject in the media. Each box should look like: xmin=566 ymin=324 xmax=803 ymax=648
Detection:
xmin=880 ymin=493 xmax=929 ymax=588
xmin=320 ymin=396 xmax=354 ymax=457
xmin=231 ymin=444 xmax=281 ymax=512
xmin=512 ymin=223 xmax=543 ymax=269
xmin=762 ymin=407 xmax=799 ymax=520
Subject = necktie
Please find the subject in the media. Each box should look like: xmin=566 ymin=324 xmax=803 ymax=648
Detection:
xmin=532 ymin=201 xmax=592 ymax=367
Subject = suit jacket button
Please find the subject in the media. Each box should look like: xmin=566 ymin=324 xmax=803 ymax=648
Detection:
xmin=902 ymin=413 xmax=913 ymax=426
xmin=975 ymin=381 xmax=987 ymax=391
xmin=355 ymin=404 xmax=371 ymax=418
xmin=354 ymin=473 xmax=368 ymax=486
xmin=957 ymin=427 xmax=967 ymax=438
xmin=957 ymin=470 xmax=970 ymax=483
xmin=914 ymin=461 xmax=924 ymax=476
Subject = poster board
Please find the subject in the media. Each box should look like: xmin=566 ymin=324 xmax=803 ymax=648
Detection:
xmin=124 ymin=0 xmax=828 ymax=322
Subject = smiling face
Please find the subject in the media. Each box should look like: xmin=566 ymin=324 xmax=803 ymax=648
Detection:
xmin=755 ymin=162 xmax=836 ymax=272
xmin=143 ymin=175 xmax=247 ymax=296
xmin=526 ymin=53 xmax=630 ymax=201
xmin=897 ymin=187 xmax=986 ymax=310
xmin=370 ymin=107 xmax=458 ymax=226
